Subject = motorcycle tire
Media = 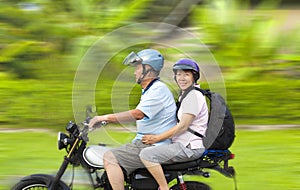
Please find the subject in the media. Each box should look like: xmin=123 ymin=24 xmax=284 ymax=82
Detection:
xmin=170 ymin=181 xmax=211 ymax=190
xmin=11 ymin=174 xmax=69 ymax=190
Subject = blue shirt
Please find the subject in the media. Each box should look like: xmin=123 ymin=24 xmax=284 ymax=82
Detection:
xmin=133 ymin=79 xmax=177 ymax=145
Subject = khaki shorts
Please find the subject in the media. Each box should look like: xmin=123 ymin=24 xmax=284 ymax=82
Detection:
xmin=140 ymin=142 xmax=204 ymax=164
xmin=110 ymin=140 xmax=152 ymax=175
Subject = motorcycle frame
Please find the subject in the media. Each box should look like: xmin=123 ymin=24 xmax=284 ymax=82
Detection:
xmin=27 ymin=121 xmax=236 ymax=190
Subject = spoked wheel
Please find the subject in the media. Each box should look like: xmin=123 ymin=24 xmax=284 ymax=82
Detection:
xmin=12 ymin=174 xmax=69 ymax=190
xmin=12 ymin=180 xmax=48 ymax=190
xmin=170 ymin=181 xmax=211 ymax=190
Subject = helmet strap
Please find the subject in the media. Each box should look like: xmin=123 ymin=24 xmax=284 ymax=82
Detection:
xmin=137 ymin=65 xmax=154 ymax=84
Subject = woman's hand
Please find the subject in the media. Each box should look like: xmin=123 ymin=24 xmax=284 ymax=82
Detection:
xmin=142 ymin=134 xmax=160 ymax=145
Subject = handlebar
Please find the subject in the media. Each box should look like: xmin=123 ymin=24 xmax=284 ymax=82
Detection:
xmin=82 ymin=118 xmax=107 ymax=132
xmin=89 ymin=121 xmax=107 ymax=131
xmin=99 ymin=121 xmax=108 ymax=126
xmin=82 ymin=105 xmax=108 ymax=132
xmin=77 ymin=118 xmax=107 ymax=143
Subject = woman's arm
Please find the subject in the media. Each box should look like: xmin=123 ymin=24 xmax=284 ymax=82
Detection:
xmin=142 ymin=113 xmax=195 ymax=144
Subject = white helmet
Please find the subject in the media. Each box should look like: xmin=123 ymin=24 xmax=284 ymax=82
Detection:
xmin=123 ymin=49 xmax=164 ymax=72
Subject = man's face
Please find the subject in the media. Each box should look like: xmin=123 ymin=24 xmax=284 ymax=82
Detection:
xmin=134 ymin=63 xmax=143 ymax=83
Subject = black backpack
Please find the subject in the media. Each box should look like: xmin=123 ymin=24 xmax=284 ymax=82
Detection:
xmin=176 ymin=87 xmax=235 ymax=150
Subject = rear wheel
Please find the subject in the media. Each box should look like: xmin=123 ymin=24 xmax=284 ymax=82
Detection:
xmin=170 ymin=181 xmax=211 ymax=190
xmin=12 ymin=175 xmax=69 ymax=190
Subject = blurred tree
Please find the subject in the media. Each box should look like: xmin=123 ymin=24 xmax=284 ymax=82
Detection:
xmin=0 ymin=0 xmax=299 ymax=127
xmin=191 ymin=0 xmax=300 ymax=78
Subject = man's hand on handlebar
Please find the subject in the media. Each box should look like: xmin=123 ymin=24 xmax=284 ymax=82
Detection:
xmin=88 ymin=116 xmax=108 ymax=130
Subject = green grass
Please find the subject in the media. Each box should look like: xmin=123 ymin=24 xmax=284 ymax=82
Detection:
xmin=1 ymin=128 xmax=299 ymax=190
xmin=197 ymin=129 xmax=300 ymax=190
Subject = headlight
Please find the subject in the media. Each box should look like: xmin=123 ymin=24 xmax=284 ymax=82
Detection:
xmin=57 ymin=132 xmax=69 ymax=150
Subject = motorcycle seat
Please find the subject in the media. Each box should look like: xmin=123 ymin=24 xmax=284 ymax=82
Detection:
xmin=161 ymin=149 xmax=231 ymax=171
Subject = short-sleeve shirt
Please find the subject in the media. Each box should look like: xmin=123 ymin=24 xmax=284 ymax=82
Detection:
xmin=133 ymin=79 xmax=177 ymax=145
xmin=172 ymin=89 xmax=208 ymax=149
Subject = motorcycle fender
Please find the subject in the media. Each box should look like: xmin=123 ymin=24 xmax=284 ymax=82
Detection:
xmin=19 ymin=174 xmax=69 ymax=189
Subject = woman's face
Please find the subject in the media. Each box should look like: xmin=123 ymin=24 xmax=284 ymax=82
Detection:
xmin=175 ymin=70 xmax=194 ymax=91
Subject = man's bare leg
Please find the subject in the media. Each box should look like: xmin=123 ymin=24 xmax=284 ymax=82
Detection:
xmin=141 ymin=158 xmax=169 ymax=190
xmin=103 ymin=151 xmax=124 ymax=190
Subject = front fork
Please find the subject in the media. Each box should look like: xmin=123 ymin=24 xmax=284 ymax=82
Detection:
xmin=50 ymin=138 xmax=81 ymax=189
xmin=49 ymin=157 xmax=71 ymax=190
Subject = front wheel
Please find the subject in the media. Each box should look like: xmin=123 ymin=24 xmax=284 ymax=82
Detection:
xmin=170 ymin=181 xmax=211 ymax=190
xmin=11 ymin=174 xmax=69 ymax=190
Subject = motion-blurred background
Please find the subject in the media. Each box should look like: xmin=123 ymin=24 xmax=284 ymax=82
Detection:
xmin=0 ymin=0 xmax=299 ymax=189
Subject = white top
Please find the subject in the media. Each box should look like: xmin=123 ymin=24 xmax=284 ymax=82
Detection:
xmin=172 ymin=89 xmax=209 ymax=149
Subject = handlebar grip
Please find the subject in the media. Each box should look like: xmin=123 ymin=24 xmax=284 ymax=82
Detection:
xmin=88 ymin=121 xmax=108 ymax=132
xmin=100 ymin=121 xmax=108 ymax=126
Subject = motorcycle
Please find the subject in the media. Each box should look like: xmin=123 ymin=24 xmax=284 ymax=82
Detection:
xmin=12 ymin=107 xmax=237 ymax=190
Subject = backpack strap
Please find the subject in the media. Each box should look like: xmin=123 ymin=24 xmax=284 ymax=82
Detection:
xmin=187 ymin=128 xmax=204 ymax=138
xmin=176 ymin=85 xmax=195 ymax=122
xmin=176 ymin=86 xmax=208 ymax=139
xmin=194 ymin=87 xmax=211 ymax=100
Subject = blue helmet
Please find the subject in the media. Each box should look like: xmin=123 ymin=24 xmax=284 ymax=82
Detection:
xmin=173 ymin=58 xmax=200 ymax=82
xmin=123 ymin=49 xmax=164 ymax=72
